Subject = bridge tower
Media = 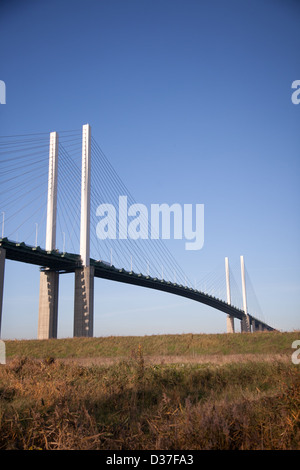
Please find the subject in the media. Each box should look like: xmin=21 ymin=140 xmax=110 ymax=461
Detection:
xmin=73 ymin=124 xmax=94 ymax=337
xmin=37 ymin=132 xmax=59 ymax=339
xmin=225 ymin=257 xmax=235 ymax=333
xmin=240 ymin=255 xmax=251 ymax=332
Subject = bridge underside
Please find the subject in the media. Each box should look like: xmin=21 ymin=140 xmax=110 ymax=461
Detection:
xmin=0 ymin=239 xmax=276 ymax=336
xmin=90 ymin=261 xmax=274 ymax=332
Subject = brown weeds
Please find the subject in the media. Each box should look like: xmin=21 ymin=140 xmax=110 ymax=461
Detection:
xmin=0 ymin=351 xmax=299 ymax=450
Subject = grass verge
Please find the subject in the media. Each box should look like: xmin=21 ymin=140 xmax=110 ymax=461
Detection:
xmin=4 ymin=331 xmax=300 ymax=359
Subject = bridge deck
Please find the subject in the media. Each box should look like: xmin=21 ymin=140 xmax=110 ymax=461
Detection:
xmin=0 ymin=238 xmax=275 ymax=331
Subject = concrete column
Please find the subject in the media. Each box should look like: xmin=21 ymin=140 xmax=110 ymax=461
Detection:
xmin=74 ymin=266 xmax=94 ymax=337
xmin=225 ymin=257 xmax=235 ymax=333
xmin=0 ymin=248 xmax=6 ymax=337
xmin=251 ymin=319 xmax=257 ymax=332
xmin=227 ymin=315 xmax=235 ymax=334
xmin=241 ymin=316 xmax=249 ymax=333
xmin=38 ymin=132 xmax=59 ymax=339
xmin=74 ymin=124 xmax=94 ymax=337
xmin=38 ymin=270 xmax=59 ymax=339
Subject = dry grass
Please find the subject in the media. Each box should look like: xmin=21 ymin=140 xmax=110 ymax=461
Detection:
xmin=55 ymin=353 xmax=291 ymax=368
xmin=0 ymin=347 xmax=299 ymax=450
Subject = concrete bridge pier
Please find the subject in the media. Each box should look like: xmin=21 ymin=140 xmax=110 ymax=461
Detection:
xmin=0 ymin=248 xmax=6 ymax=337
xmin=74 ymin=266 xmax=94 ymax=337
xmin=241 ymin=314 xmax=251 ymax=333
xmin=251 ymin=318 xmax=257 ymax=332
xmin=38 ymin=269 xmax=59 ymax=339
xmin=227 ymin=315 xmax=235 ymax=334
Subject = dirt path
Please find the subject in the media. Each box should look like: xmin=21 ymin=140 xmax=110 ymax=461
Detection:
xmin=55 ymin=353 xmax=291 ymax=367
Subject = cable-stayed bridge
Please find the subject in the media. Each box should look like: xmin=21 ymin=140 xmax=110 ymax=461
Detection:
xmin=0 ymin=125 xmax=276 ymax=338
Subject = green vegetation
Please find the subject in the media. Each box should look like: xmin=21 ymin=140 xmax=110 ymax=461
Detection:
xmin=5 ymin=330 xmax=300 ymax=359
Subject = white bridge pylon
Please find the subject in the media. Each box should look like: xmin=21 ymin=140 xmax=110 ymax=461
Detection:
xmin=38 ymin=124 xmax=94 ymax=339
xmin=37 ymin=131 xmax=59 ymax=339
xmin=224 ymin=256 xmax=252 ymax=334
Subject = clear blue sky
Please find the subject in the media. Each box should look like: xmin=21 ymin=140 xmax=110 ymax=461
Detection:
xmin=0 ymin=0 xmax=299 ymax=339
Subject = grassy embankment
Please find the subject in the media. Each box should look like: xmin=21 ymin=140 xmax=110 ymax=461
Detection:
xmin=4 ymin=330 xmax=300 ymax=361
xmin=0 ymin=331 xmax=299 ymax=450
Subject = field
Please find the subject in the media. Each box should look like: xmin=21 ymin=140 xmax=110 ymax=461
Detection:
xmin=0 ymin=331 xmax=299 ymax=450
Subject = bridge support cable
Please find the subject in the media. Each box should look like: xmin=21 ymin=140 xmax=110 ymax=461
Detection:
xmin=89 ymin=164 xmax=149 ymax=275
xmin=0 ymin=134 xmax=50 ymax=245
xmin=90 ymin=140 xmax=168 ymax=277
xmin=244 ymin=266 xmax=266 ymax=325
xmin=90 ymin=138 xmax=192 ymax=287
xmin=228 ymin=265 xmax=243 ymax=311
xmin=197 ymin=264 xmax=227 ymax=300
xmin=57 ymin=144 xmax=81 ymax=254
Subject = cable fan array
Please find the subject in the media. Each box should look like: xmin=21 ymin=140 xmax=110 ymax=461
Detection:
xmin=0 ymin=132 xmax=50 ymax=245
xmin=0 ymin=130 xmax=191 ymax=287
xmin=90 ymin=137 xmax=192 ymax=287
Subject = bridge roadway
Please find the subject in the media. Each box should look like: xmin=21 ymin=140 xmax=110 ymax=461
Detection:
xmin=0 ymin=238 xmax=275 ymax=332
